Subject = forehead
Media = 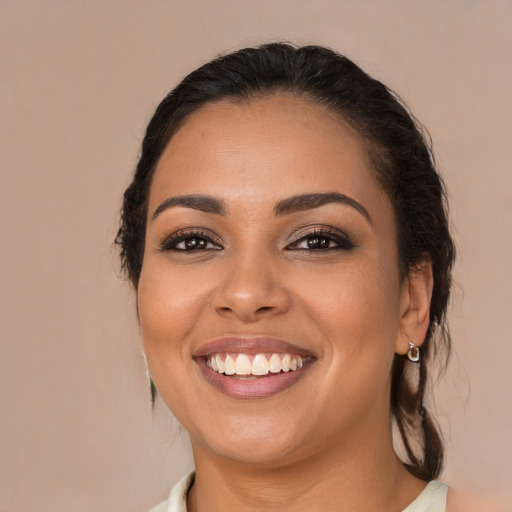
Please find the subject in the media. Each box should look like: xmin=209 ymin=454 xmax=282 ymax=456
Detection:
xmin=149 ymin=95 xmax=386 ymax=214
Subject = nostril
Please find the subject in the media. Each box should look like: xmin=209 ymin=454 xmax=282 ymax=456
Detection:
xmin=213 ymin=280 xmax=290 ymax=320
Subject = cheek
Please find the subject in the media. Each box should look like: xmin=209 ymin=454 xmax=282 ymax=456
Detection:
xmin=139 ymin=261 xmax=210 ymax=330
xmin=301 ymin=260 xmax=399 ymax=328
xmin=137 ymin=263 xmax=210 ymax=382
xmin=136 ymin=265 xmax=219 ymax=430
xmin=302 ymin=263 xmax=401 ymax=412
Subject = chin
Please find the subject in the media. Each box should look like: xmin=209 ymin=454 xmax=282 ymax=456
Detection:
xmin=205 ymin=438 xmax=299 ymax=466
xmin=190 ymin=413 xmax=307 ymax=466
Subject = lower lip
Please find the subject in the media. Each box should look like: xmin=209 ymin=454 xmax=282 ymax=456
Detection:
xmin=195 ymin=358 xmax=313 ymax=399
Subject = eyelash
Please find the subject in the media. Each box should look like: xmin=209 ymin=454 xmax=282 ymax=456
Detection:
xmin=159 ymin=228 xmax=356 ymax=253
xmin=159 ymin=229 xmax=222 ymax=252
xmin=286 ymin=228 xmax=356 ymax=252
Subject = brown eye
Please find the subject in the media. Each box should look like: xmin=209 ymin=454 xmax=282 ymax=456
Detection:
xmin=182 ymin=237 xmax=208 ymax=250
xmin=306 ymin=236 xmax=332 ymax=249
xmin=160 ymin=230 xmax=223 ymax=252
xmin=287 ymin=229 xmax=356 ymax=251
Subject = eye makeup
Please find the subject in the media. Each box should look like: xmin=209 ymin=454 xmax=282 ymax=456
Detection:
xmin=286 ymin=226 xmax=357 ymax=252
xmin=159 ymin=228 xmax=223 ymax=252
xmin=158 ymin=224 xmax=356 ymax=255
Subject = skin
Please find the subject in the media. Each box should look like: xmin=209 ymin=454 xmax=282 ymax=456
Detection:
xmin=138 ymin=95 xmax=435 ymax=512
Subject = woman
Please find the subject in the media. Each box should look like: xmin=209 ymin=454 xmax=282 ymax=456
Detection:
xmin=116 ymin=43 xmax=455 ymax=511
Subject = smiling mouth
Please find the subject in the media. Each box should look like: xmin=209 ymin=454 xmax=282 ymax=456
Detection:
xmin=197 ymin=352 xmax=314 ymax=399
xmin=205 ymin=353 xmax=311 ymax=377
xmin=194 ymin=337 xmax=316 ymax=399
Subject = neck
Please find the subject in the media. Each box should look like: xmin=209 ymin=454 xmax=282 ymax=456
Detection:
xmin=187 ymin=422 xmax=426 ymax=512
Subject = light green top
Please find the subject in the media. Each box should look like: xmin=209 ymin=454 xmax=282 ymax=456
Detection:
xmin=149 ymin=473 xmax=448 ymax=512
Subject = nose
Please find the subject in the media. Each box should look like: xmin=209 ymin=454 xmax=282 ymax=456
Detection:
xmin=212 ymin=253 xmax=291 ymax=322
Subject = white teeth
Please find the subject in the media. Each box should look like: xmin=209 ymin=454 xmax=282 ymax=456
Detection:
xmin=281 ymin=354 xmax=291 ymax=372
xmin=208 ymin=353 xmax=308 ymax=376
xmin=269 ymin=353 xmax=282 ymax=373
xmin=215 ymin=354 xmax=225 ymax=374
xmin=252 ymin=354 xmax=269 ymax=375
xmin=224 ymin=354 xmax=236 ymax=375
xmin=235 ymin=354 xmax=252 ymax=375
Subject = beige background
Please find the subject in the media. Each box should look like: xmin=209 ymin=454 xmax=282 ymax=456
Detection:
xmin=1 ymin=1 xmax=511 ymax=511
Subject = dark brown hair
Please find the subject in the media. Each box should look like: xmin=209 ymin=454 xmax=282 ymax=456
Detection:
xmin=116 ymin=43 xmax=455 ymax=481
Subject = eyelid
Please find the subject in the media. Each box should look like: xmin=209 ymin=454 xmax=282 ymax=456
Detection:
xmin=159 ymin=228 xmax=223 ymax=251
xmin=286 ymin=225 xmax=356 ymax=250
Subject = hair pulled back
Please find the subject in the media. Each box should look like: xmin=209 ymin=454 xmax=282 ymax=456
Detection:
xmin=116 ymin=43 xmax=455 ymax=481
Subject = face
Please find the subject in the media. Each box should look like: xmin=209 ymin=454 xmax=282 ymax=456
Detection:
xmin=138 ymin=95 xmax=413 ymax=467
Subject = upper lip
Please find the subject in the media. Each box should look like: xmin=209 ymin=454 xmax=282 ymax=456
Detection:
xmin=193 ymin=336 xmax=317 ymax=358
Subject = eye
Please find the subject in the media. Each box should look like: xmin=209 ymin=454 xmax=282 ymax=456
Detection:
xmin=287 ymin=228 xmax=356 ymax=251
xmin=160 ymin=229 xmax=223 ymax=252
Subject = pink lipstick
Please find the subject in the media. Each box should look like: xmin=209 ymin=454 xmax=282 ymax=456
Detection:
xmin=194 ymin=337 xmax=316 ymax=399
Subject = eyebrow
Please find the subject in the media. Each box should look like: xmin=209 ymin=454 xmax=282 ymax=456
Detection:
xmin=274 ymin=192 xmax=372 ymax=224
xmin=152 ymin=191 xmax=371 ymax=224
xmin=152 ymin=194 xmax=227 ymax=220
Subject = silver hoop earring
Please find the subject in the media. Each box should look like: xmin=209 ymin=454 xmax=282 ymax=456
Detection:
xmin=141 ymin=351 xmax=157 ymax=404
xmin=407 ymin=341 xmax=421 ymax=363
xmin=141 ymin=350 xmax=151 ymax=383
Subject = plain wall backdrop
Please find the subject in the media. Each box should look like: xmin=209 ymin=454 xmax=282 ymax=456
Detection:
xmin=1 ymin=1 xmax=511 ymax=511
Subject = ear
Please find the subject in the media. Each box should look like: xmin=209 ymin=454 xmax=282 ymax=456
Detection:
xmin=395 ymin=258 xmax=434 ymax=355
